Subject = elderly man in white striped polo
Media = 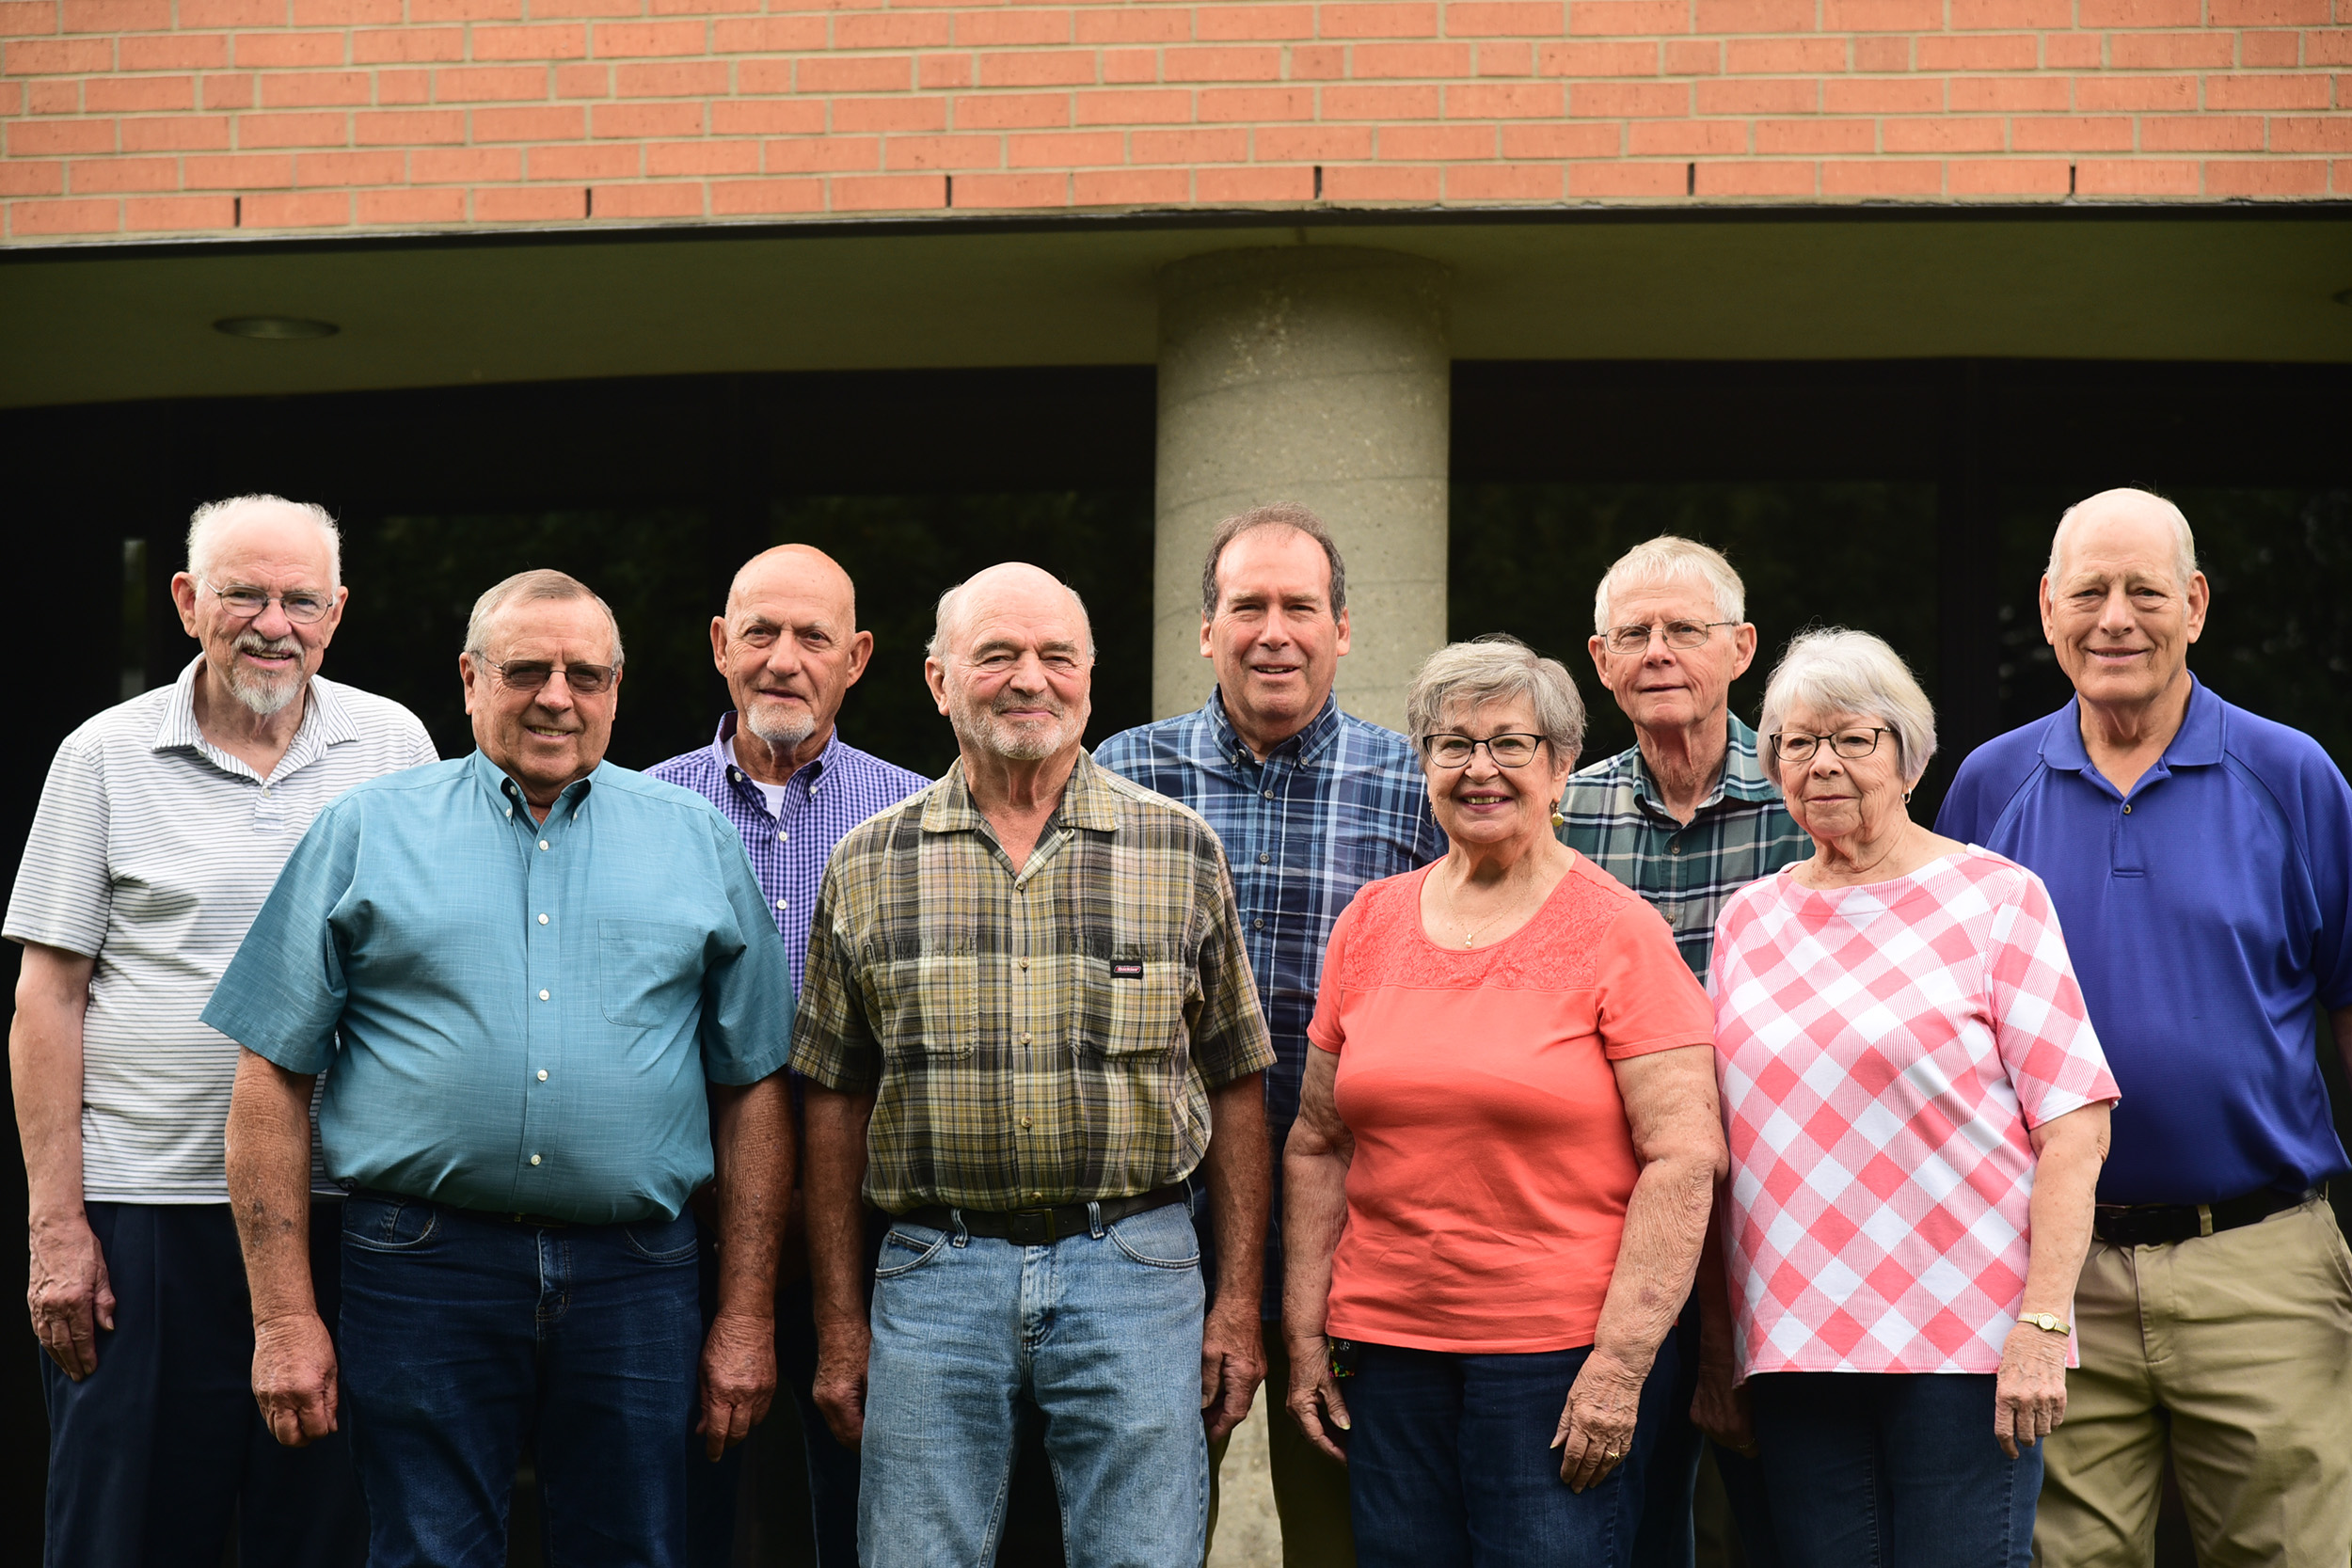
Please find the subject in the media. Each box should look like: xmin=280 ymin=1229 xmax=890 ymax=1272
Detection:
xmin=6 ymin=495 xmax=436 ymax=1568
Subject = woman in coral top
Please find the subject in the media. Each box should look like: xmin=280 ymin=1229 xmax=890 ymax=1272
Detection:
xmin=1700 ymin=630 xmax=2119 ymax=1568
xmin=1282 ymin=635 xmax=1727 ymax=1567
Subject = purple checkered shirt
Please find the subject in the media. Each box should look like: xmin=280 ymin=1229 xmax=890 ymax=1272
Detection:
xmin=649 ymin=714 xmax=931 ymax=995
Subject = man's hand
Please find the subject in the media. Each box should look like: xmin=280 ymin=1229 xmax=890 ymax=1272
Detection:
xmin=1691 ymin=1355 xmax=1755 ymax=1456
xmin=1994 ymin=1322 xmax=2070 ymax=1459
xmin=696 ymin=1307 xmax=778 ymax=1461
xmin=252 ymin=1310 xmax=340 ymax=1447
xmin=1282 ymin=1328 xmax=1351 ymax=1465
xmin=1200 ymin=1301 xmax=1264 ymax=1443
xmin=812 ymin=1317 xmax=873 ymax=1450
xmin=1552 ymin=1345 xmax=1646 ymax=1493
xmin=27 ymin=1212 xmax=114 ymax=1381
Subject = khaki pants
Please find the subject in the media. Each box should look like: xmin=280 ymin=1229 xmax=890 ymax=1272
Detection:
xmin=2034 ymin=1196 xmax=2352 ymax=1568
xmin=1207 ymin=1330 xmax=1356 ymax=1568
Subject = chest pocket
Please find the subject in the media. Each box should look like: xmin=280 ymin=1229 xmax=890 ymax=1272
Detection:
xmin=1073 ymin=957 xmax=1193 ymax=1059
xmin=875 ymin=952 xmax=980 ymax=1058
xmin=598 ymin=919 xmax=704 ymax=1028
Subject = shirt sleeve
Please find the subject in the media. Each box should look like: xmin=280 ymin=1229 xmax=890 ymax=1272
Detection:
xmin=199 ymin=801 xmax=360 ymax=1075
xmin=787 ymin=857 xmax=882 ymax=1095
xmin=1184 ymin=847 xmax=1278 ymax=1088
xmin=1595 ymin=898 xmax=1717 ymax=1060
xmin=3 ymin=736 xmax=112 ymax=958
xmin=696 ymin=811 xmax=795 ymax=1087
xmin=1305 ymin=897 xmax=1359 ymax=1055
xmin=1985 ymin=866 xmax=2121 ymax=1129
xmin=405 ymin=721 xmax=440 ymax=769
xmin=2292 ymin=747 xmax=2352 ymax=1011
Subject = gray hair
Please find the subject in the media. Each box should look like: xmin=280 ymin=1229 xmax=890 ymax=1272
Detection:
xmin=1757 ymin=628 xmax=1936 ymax=790
xmin=1593 ymin=534 xmax=1743 ymax=635
xmin=1406 ymin=634 xmax=1587 ymax=771
xmin=927 ymin=571 xmax=1095 ymax=661
xmin=187 ymin=494 xmax=342 ymax=591
xmin=1200 ymin=502 xmax=1349 ymax=618
xmin=2047 ymin=488 xmax=2198 ymax=590
xmin=464 ymin=569 xmax=626 ymax=667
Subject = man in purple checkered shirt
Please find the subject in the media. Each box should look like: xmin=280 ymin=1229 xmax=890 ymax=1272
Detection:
xmin=650 ymin=544 xmax=928 ymax=1568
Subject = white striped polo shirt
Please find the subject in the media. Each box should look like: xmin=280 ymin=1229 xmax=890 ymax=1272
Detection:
xmin=6 ymin=657 xmax=437 ymax=1203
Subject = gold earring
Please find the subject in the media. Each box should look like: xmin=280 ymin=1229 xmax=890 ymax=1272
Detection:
xmin=1551 ymin=805 xmax=1566 ymax=828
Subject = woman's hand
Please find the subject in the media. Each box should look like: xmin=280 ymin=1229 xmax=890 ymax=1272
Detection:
xmin=1993 ymin=1321 xmax=2070 ymax=1458
xmin=1690 ymin=1354 xmax=1754 ymax=1456
xmin=1553 ymin=1346 xmax=1645 ymax=1492
xmin=1284 ymin=1330 xmax=1351 ymax=1465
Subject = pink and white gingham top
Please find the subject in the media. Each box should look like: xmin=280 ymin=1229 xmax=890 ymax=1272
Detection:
xmin=1708 ymin=847 xmax=2119 ymax=1378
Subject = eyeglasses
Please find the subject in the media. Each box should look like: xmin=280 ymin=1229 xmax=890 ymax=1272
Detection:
xmin=1423 ymin=733 xmax=1546 ymax=768
xmin=481 ymin=657 xmax=619 ymax=696
xmin=1603 ymin=620 xmax=1737 ymax=655
xmin=205 ymin=579 xmax=333 ymax=625
xmin=1771 ymin=727 xmax=1891 ymax=763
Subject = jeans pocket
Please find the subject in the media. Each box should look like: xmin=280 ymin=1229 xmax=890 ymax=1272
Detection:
xmin=1107 ymin=1204 xmax=1200 ymax=1271
xmin=621 ymin=1212 xmax=700 ymax=1264
xmin=874 ymin=1224 xmax=951 ymax=1279
xmin=342 ymin=1195 xmax=440 ymax=1253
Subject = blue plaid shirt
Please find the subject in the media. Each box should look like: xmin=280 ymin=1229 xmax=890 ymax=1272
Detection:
xmin=1096 ymin=689 xmax=1447 ymax=1315
xmin=649 ymin=715 xmax=931 ymax=995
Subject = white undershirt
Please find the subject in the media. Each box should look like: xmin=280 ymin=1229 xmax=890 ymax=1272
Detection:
xmin=750 ymin=778 xmax=787 ymax=819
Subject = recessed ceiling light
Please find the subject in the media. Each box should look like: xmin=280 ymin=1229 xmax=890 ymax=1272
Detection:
xmin=215 ymin=316 xmax=339 ymax=340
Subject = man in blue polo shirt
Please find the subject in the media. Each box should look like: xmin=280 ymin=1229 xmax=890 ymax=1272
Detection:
xmin=1938 ymin=488 xmax=2352 ymax=1568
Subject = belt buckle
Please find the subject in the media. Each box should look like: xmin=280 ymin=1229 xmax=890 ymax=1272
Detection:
xmin=1008 ymin=1209 xmax=1056 ymax=1245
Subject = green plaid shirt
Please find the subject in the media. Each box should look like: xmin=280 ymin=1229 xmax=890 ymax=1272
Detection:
xmin=790 ymin=751 xmax=1276 ymax=1213
xmin=1555 ymin=715 xmax=1813 ymax=985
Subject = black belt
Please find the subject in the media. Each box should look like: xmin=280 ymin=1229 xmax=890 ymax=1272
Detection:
xmin=2091 ymin=1185 xmax=2319 ymax=1248
xmin=896 ymin=1185 xmax=1186 ymax=1245
xmin=351 ymin=1189 xmax=576 ymax=1228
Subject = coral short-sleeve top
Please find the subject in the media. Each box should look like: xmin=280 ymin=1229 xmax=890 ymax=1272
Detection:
xmin=1307 ymin=855 xmax=1716 ymax=1354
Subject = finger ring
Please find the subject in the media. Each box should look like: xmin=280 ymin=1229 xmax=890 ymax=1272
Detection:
xmin=1604 ymin=1447 xmax=1622 ymax=1459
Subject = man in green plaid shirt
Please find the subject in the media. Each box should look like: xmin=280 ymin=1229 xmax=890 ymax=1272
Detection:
xmin=793 ymin=562 xmax=1274 ymax=1568
xmin=1557 ymin=536 xmax=1809 ymax=1568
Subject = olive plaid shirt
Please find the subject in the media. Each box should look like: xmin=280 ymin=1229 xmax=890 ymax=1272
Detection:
xmin=1555 ymin=714 xmax=1813 ymax=984
xmin=789 ymin=750 xmax=1276 ymax=1214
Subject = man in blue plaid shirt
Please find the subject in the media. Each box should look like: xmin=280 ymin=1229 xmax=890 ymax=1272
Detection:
xmin=1097 ymin=503 xmax=1445 ymax=1568
xmin=650 ymin=544 xmax=928 ymax=1568
xmin=1559 ymin=535 xmax=1809 ymax=1568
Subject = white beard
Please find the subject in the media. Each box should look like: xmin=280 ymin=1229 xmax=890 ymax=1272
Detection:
xmin=221 ymin=637 xmax=305 ymax=717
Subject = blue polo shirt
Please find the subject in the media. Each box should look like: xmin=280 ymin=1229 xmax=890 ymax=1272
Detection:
xmin=203 ymin=752 xmax=795 ymax=1225
xmin=1937 ymin=679 xmax=2352 ymax=1206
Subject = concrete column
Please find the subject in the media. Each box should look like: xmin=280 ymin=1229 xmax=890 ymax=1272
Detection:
xmin=1153 ymin=245 xmax=1450 ymax=733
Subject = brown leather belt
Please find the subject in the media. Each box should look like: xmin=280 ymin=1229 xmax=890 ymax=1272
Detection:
xmin=2091 ymin=1184 xmax=2318 ymax=1248
xmin=896 ymin=1184 xmax=1187 ymax=1245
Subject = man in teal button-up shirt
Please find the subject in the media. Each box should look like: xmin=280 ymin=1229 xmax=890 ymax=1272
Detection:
xmin=208 ymin=570 xmax=795 ymax=1568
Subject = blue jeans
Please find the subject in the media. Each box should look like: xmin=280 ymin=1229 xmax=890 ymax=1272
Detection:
xmin=1346 ymin=1336 xmax=1683 ymax=1568
xmin=1633 ymin=1294 xmax=1779 ymax=1568
xmin=858 ymin=1201 xmax=1210 ymax=1568
xmin=1746 ymin=1372 xmax=2041 ymax=1568
xmin=338 ymin=1194 xmax=705 ymax=1568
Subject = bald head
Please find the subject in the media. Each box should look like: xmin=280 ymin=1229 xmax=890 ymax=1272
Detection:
xmin=924 ymin=562 xmax=1094 ymax=766
xmin=728 ymin=543 xmax=855 ymax=626
xmin=928 ymin=562 xmax=1095 ymax=662
xmin=712 ymin=542 xmax=873 ymax=768
xmin=2048 ymin=488 xmax=2198 ymax=593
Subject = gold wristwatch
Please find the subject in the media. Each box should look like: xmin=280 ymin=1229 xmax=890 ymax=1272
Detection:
xmin=2021 ymin=1312 xmax=2071 ymax=1335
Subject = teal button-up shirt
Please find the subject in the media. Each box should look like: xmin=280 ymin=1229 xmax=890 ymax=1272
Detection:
xmin=204 ymin=751 xmax=794 ymax=1224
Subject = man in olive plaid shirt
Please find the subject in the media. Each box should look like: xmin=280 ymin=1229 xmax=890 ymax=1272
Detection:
xmin=1560 ymin=536 xmax=1809 ymax=1568
xmin=793 ymin=562 xmax=1274 ymax=1568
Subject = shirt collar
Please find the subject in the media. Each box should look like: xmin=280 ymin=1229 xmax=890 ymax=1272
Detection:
xmin=712 ymin=710 xmax=843 ymax=791
xmin=150 ymin=655 xmax=349 ymax=754
xmin=469 ymin=747 xmax=597 ymax=820
xmin=921 ymin=750 xmax=1120 ymax=837
xmin=1624 ymin=713 xmax=1772 ymax=815
xmin=2039 ymin=674 xmax=2219 ymax=773
xmin=1204 ymin=687 xmax=1343 ymax=768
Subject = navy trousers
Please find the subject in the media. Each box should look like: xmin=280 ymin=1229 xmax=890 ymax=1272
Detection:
xmin=40 ymin=1200 xmax=367 ymax=1568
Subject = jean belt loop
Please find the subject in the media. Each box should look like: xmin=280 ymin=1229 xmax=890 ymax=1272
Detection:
xmin=1088 ymin=1200 xmax=1105 ymax=1239
xmin=949 ymin=1208 xmax=970 ymax=1247
xmin=2197 ymin=1203 xmax=2214 ymax=1239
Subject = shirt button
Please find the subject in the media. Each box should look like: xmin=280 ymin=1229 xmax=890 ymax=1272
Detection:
xmin=537 ymin=913 xmax=549 ymax=925
xmin=2122 ymin=803 xmax=2132 ymax=815
xmin=529 ymin=1153 xmax=542 ymax=1166
xmin=775 ymin=898 xmax=787 ymax=911
xmin=538 ymin=989 xmax=550 ymax=1001
xmin=1262 ymin=790 xmax=1274 ymax=800
xmin=538 ymin=839 xmax=550 ymax=851
xmin=1253 ymin=919 xmax=1265 ymax=930
xmin=1019 ymin=1032 xmax=1032 ymax=1044
xmin=536 ymin=1069 xmax=548 ymax=1082
xmin=1258 ymin=853 xmax=1271 ymax=863
xmin=776 ymin=831 xmax=786 ymax=841
xmin=1019 ymin=958 xmax=1030 ymax=971
xmin=1020 ymin=1117 xmax=1032 ymax=1130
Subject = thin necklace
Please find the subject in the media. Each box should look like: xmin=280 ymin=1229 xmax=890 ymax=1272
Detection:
xmin=1444 ymin=877 xmax=1534 ymax=948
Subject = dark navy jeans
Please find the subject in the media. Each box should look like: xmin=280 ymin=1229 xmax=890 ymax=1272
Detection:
xmin=339 ymin=1193 xmax=704 ymax=1568
xmin=40 ymin=1201 xmax=366 ymax=1568
xmin=1746 ymin=1371 xmax=2042 ymax=1568
xmin=1346 ymin=1336 xmax=1683 ymax=1568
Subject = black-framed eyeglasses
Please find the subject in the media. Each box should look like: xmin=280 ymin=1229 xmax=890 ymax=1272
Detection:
xmin=204 ymin=579 xmax=333 ymax=625
xmin=1771 ymin=727 xmax=1891 ymax=763
xmin=1423 ymin=733 xmax=1546 ymax=768
xmin=481 ymin=657 xmax=619 ymax=696
xmin=1603 ymin=620 xmax=1737 ymax=655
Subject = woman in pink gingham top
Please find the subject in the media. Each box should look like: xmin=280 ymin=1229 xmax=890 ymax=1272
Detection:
xmin=1699 ymin=630 xmax=2119 ymax=1568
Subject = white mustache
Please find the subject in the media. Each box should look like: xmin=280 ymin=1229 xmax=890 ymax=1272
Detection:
xmin=236 ymin=633 xmax=301 ymax=659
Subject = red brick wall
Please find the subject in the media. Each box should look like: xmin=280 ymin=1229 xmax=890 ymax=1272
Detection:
xmin=3 ymin=0 xmax=2345 ymax=239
